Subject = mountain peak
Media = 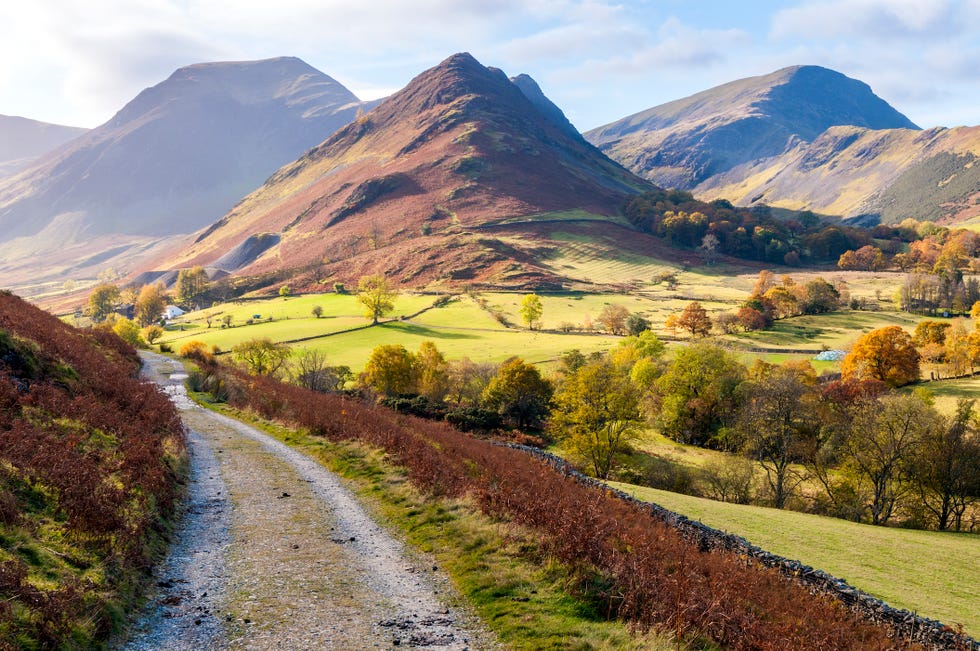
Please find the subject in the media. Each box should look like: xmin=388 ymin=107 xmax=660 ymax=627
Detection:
xmin=160 ymin=52 xmax=650 ymax=285
xmin=0 ymin=56 xmax=375 ymax=284
xmin=585 ymin=64 xmax=919 ymax=188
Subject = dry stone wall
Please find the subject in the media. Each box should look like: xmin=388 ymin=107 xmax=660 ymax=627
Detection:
xmin=505 ymin=444 xmax=978 ymax=651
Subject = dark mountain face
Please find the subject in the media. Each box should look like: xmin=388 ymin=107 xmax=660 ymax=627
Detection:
xmin=0 ymin=115 xmax=87 ymax=178
xmin=159 ymin=52 xmax=652 ymax=286
xmin=510 ymin=73 xmax=580 ymax=139
xmin=585 ymin=65 xmax=919 ymax=189
xmin=0 ymin=57 xmax=373 ymax=253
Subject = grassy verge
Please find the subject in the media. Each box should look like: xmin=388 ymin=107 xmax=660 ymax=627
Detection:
xmin=609 ymin=482 xmax=980 ymax=638
xmin=198 ymin=398 xmax=678 ymax=650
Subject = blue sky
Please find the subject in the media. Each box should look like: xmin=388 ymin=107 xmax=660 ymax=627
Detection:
xmin=2 ymin=0 xmax=978 ymax=131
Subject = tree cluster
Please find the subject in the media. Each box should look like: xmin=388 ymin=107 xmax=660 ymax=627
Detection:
xmin=624 ymin=189 xmax=873 ymax=265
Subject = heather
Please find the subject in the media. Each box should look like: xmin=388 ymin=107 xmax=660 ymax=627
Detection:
xmin=0 ymin=292 xmax=185 ymax=648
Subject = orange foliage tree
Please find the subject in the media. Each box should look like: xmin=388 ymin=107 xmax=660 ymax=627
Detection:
xmin=842 ymin=326 xmax=920 ymax=387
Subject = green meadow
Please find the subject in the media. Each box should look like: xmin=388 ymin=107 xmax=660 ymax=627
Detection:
xmin=608 ymin=482 xmax=980 ymax=637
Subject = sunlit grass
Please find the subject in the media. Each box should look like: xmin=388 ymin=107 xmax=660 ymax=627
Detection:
xmin=608 ymin=482 xmax=980 ymax=637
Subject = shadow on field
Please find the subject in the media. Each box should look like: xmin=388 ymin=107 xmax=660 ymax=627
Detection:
xmin=381 ymin=322 xmax=479 ymax=340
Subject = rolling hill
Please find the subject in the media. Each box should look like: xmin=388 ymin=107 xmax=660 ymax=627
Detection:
xmin=0 ymin=114 xmax=87 ymax=178
xmin=0 ymin=57 xmax=376 ymax=294
xmin=152 ymin=52 xmax=655 ymax=289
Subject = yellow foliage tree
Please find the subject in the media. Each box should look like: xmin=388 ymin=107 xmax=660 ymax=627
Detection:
xmin=842 ymin=326 xmax=920 ymax=387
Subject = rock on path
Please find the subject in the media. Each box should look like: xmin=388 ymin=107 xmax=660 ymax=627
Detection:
xmin=120 ymin=352 xmax=495 ymax=650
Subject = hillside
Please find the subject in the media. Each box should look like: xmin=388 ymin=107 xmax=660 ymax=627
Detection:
xmin=0 ymin=57 xmax=375 ymax=294
xmin=153 ymin=52 xmax=654 ymax=289
xmin=0 ymin=292 xmax=184 ymax=646
xmin=0 ymin=114 xmax=87 ymax=178
xmin=584 ymin=65 xmax=918 ymax=190
xmin=695 ymin=124 xmax=980 ymax=224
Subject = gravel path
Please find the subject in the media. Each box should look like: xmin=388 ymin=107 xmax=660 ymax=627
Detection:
xmin=121 ymin=352 xmax=496 ymax=650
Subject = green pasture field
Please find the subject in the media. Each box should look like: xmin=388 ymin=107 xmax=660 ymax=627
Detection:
xmin=908 ymin=375 xmax=980 ymax=414
xmin=724 ymin=310 xmax=929 ymax=352
xmin=608 ymin=482 xmax=980 ymax=637
xmin=300 ymin=322 xmax=619 ymax=369
xmin=481 ymin=291 xmax=734 ymax=334
xmin=160 ymin=292 xmax=621 ymax=370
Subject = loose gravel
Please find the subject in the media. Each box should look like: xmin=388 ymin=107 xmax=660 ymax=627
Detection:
xmin=120 ymin=352 xmax=496 ymax=650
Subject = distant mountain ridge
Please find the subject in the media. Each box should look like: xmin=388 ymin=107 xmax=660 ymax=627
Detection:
xmin=0 ymin=56 xmax=377 ymax=293
xmin=585 ymin=65 xmax=919 ymax=190
xmin=154 ymin=52 xmax=653 ymax=288
xmin=0 ymin=115 xmax=87 ymax=178
xmin=694 ymin=124 xmax=980 ymax=224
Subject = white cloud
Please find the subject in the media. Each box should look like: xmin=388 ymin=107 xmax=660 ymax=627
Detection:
xmin=772 ymin=0 xmax=960 ymax=40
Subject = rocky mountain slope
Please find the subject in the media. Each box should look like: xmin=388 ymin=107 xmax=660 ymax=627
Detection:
xmin=585 ymin=65 xmax=918 ymax=190
xmin=155 ymin=52 xmax=652 ymax=288
xmin=0 ymin=57 xmax=375 ymax=292
xmin=586 ymin=65 xmax=980 ymax=224
xmin=0 ymin=115 xmax=87 ymax=178
xmin=694 ymin=124 xmax=980 ymax=224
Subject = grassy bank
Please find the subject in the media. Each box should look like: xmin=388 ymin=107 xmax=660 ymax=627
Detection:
xmin=610 ymin=482 xmax=980 ymax=637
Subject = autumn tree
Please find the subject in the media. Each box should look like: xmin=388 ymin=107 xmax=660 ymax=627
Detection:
xmin=736 ymin=307 xmax=767 ymax=331
xmin=655 ymin=343 xmax=746 ymax=448
xmin=841 ymin=393 xmax=939 ymax=525
xmin=134 ymin=283 xmax=167 ymax=327
xmin=482 ymin=358 xmax=553 ymax=430
xmin=944 ymin=319 xmax=972 ymax=377
xmin=112 ymin=318 xmax=144 ymax=347
xmin=232 ymin=338 xmax=291 ymax=377
xmin=415 ymin=341 xmax=450 ymax=402
xmin=799 ymin=278 xmax=840 ymax=314
xmin=838 ymin=245 xmax=886 ymax=271
xmin=677 ymin=301 xmax=712 ymax=337
xmin=911 ymin=399 xmax=980 ymax=530
xmin=176 ymin=266 xmax=209 ymax=307
xmin=738 ymin=363 xmax=819 ymax=508
xmin=519 ymin=294 xmax=543 ymax=330
xmin=597 ymin=304 xmax=629 ymax=335
xmin=912 ymin=320 xmax=950 ymax=347
xmin=357 ymin=274 xmax=396 ymax=324
xmin=625 ymin=313 xmax=651 ymax=336
xmin=842 ymin=326 xmax=920 ymax=387
xmin=361 ymin=344 xmax=418 ymax=396
xmin=87 ymin=283 xmax=120 ymax=322
xmin=446 ymin=358 xmax=498 ymax=407
xmin=292 ymin=349 xmax=351 ymax=393
xmin=312 ymin=305 xmax=323 ymax=319
xmin=142 ymin=324 xmax=164 ymax=345
xmin=551 ymin=360 xmax=645 ymax=479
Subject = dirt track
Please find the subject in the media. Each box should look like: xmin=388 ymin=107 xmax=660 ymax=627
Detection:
xmin=121 ymin=352 xmax=495 ymax=650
